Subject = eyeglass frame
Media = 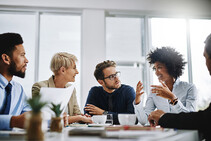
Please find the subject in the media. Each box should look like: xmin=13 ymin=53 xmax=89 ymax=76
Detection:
xmin=103 ymin=71 xmax=121 ymax=81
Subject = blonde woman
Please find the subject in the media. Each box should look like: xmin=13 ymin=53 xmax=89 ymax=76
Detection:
xmin=32 ymin=52 xmax=92 ymax=124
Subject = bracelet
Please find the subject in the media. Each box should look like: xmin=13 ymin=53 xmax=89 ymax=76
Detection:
xmin=169 ymin=98 xmax=178 ymax=105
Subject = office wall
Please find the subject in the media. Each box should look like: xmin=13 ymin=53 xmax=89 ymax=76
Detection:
xmin=1 ymin=0 xmax=211 ymax=110
xmin=0 ymin=0 xmax=211 ymax=17
xmin=81 ymin=9 xmax=105 ymax=107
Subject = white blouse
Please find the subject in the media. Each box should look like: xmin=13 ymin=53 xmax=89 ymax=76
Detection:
xmin=134 ymin=79 xmax=197 ymax=125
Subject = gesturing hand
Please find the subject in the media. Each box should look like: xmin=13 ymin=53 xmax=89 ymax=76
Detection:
xmin=135 ymin=81 xmax=144 ymax=105
xmin=151 ymin=80 xmax=177 ymax=102
xmin=84 ymin=104 xmax=104 ymax=115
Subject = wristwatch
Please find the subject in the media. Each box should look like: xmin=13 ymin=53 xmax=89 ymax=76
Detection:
xmin=103 ymin=111 xmax=108 ymax=115
xmin=169 ymin=98 xmax=178 ymax=105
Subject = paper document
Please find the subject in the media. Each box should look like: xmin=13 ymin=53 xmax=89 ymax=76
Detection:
xmin=40 ymin=85 xmax=74 ymax=120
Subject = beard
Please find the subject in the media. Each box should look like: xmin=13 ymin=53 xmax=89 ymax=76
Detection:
xmin=104 ymin=80 xmax=121 ymax=90
xmin=8 ymin=60 xmax=25 ymax=78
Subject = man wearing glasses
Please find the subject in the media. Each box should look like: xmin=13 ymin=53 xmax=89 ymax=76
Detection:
xmin=84 ymin=60 xmax=136 ymax=124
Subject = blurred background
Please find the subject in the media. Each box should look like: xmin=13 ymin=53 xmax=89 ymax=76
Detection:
xmin=0 ymin=0 xmax=211 ymax=111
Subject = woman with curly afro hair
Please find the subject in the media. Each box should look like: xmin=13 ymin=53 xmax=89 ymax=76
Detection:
xmin=134 ymin=47 xmax=197 ymax=126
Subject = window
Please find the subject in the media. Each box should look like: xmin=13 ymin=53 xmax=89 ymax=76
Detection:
xmin=0 ymin=12 xmax=81 ymax=106
xmin=106 ymin=17 xmax=145 ymax=101
xmin=0 ymin=12 xmax=36 ymax=97
xmin=106 ymin=17 xmax=144 ymax=88
xmin=190 ymin=19 xmax=211 ymax=109
xmin=150 ymin=18 xmax=211 ymax=110
xmin=39 ymin=14 xmax=81 ymax=103
xmin=151 ymin=18 xmax=189 ymax=85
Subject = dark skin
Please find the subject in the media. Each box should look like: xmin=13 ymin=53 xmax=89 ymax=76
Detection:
xmin=0 ymin=44 xmax=29 ymax=129
xmin=135 ymin=62 xmax=177 ymax=105
xmin=148 ymin=47 xmax=211 ymax=127
xmin=10 ymin=112 xmax=29 ymax=128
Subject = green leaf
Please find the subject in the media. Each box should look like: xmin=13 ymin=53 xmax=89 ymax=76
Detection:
xmin=50 ymin=103 xmax=64 ymax=117
xmin=27 ymin=95 xmax=47 ymax=114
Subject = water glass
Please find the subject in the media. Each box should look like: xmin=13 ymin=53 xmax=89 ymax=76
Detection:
xmin=106 ymin=114 xmax=113 ymax=125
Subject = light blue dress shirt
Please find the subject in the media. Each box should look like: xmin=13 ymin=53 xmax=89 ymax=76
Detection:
xmin=134 ymin=79 xmax=197 ymax=125
xmin=0 ymin=74 xmax=31 ymax=130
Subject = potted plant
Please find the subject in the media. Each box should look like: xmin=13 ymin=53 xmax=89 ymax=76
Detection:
xmin=26 ymin=94 xmax=47 ymax=141
xmin=50 ymin=103 xmax=63 ymax=132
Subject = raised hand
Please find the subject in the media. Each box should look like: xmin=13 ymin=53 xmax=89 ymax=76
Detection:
xmin=135 ymin=81 xmax=144 ymax=105
xmin=151 ymin=80 xmax=177 ymax=102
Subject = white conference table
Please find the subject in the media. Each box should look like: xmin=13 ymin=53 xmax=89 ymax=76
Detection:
xmin=0 ymin=126 xmax=199 ymax=141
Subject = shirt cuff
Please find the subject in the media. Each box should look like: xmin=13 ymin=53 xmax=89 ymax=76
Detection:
xmin=172 ymin=100 xmax=186 ymax=113
xmin=0 ymin=115 xmax=13 ymax=130
xmin=133 ymin=100 xmax=142 ymax=108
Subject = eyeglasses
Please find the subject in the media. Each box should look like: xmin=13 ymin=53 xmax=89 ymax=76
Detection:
xmin=104 ymin=71 xmax=121 ymax=81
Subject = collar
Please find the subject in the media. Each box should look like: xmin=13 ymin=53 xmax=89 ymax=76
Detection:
xmin=0 ymin=73 xmax=13 ymax=89
xmin=49 ymin=75 xmax=70 ymax=88
xmin=173 ymin=78 xmax=180 ymax=87
xmin=48 ymin=75 xmax=56 ymax=87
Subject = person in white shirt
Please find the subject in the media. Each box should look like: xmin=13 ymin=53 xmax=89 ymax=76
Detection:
xmin=134 ymin=47 xmax=197 ymax=125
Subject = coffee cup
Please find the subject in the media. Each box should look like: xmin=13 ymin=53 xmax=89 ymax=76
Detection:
xmin=92 ymin=115 xmax=107 ymax=124
xmin=118 ymin=114 xmax=136 ymax=125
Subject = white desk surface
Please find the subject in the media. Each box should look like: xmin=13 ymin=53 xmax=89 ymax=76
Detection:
xmin=0 ymin=126 xmax=199 ymax=141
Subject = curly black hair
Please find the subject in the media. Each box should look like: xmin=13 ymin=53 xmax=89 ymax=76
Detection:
xmin=147 ymin=47 xmax=186 ymax=79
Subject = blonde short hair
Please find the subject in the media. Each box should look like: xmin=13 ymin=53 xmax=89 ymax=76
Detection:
xmin=50 ymin=52 xmax=78 ymax=74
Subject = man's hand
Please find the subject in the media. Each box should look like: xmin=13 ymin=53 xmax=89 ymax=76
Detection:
xmin=135 ymin=81 xmax=144 ymax=105
xmin=148 ymin=110 xmax=165 ymax=127
xmin=84 ymin=104 xmax=104 ymax=115
xmin=151 ymin=80 xmax=177 ymax=102
xmin=10 ymin=112 xmax=29 ymax=129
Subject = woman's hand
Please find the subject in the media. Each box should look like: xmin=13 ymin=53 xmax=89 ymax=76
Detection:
xmin=135 ymin=81 xmax=144 ymax=105
xmin=63 ymin=112 xmax=69 ymax=127
xmin=79 ymin=115 xmax=93 ymax=123
xmin=151 ymin=81 xmax=177 ymax=102
xmin=81 ymin=113 xmax=91 ymax=117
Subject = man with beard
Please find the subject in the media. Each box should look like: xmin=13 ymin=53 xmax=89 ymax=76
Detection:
xmin=0 ymin=33 xmax=31 ymax=130
xmin=148 ymin=33 xmax=211 ymax=140
xmin=84 ymin=60 xmax=136 ymax=124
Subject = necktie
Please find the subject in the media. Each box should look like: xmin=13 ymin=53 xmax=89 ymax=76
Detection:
xmin=2 ymin=83 xmax=12 ymax=114
xmin=108 ymin=95 xmax=113 ymax=111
